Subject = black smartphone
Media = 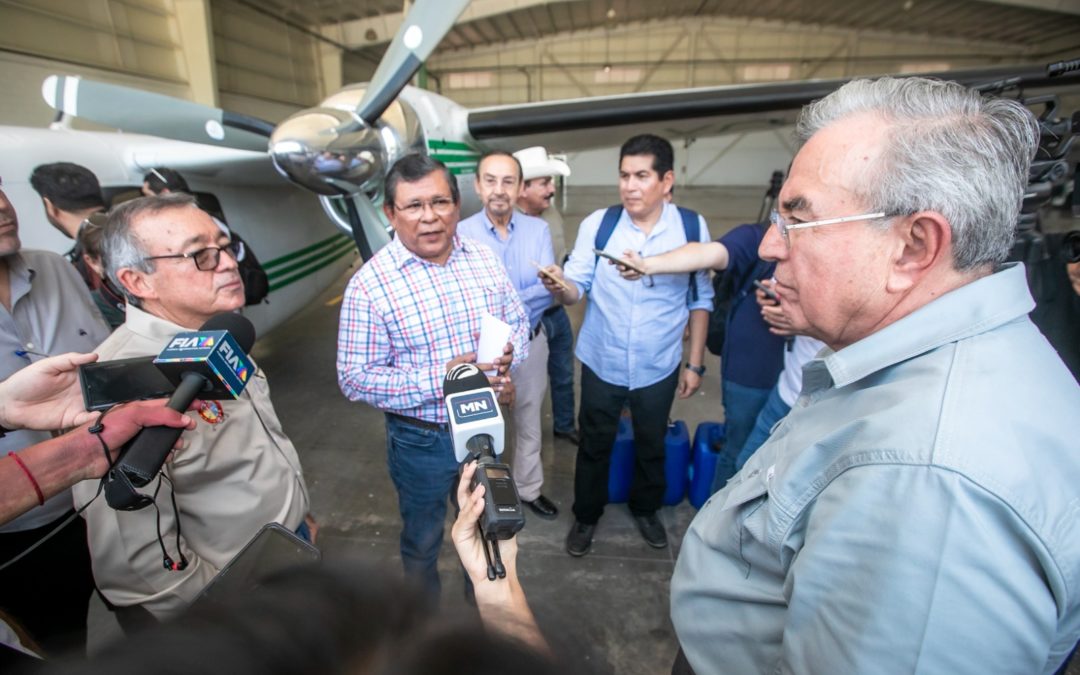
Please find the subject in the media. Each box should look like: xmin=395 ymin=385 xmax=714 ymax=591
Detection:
xmin=79 ymin=357 xmax=176 ymax=411
xmin=752 ymin=279 xmax=780 ymax=302
xmin=192 ymin=522 xmax=321 ymax=607
xmin=593 ymin=248 xmax=646 ymax=275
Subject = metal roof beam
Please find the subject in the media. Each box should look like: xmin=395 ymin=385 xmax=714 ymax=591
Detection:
xmin=322 ymin=0 xmax=588 ymax=49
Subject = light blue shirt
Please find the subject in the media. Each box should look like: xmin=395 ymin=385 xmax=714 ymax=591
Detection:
xmin=458 ymin=210 xmax=554 ymax=330
xmin=671 ymin=263 xmax=1080 ymax=674
xmin=563 ymin=202 xmax=713 ymax=389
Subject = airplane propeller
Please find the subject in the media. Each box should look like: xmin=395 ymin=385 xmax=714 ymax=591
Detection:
xmin=355 ymin=0 xmax=472 ymax=126
xmin=41 ymin=75 xmax=274 ymax=153
xmin=268 ymin=0 xmax=471 ymax=196
xmin=40 ymin=0 xmax=471 ymax=256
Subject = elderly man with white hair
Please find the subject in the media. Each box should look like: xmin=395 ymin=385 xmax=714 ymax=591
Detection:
xmin=669 ymin=77 xmax=1080 ymax=675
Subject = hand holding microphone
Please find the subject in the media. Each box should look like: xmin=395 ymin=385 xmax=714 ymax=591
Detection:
xmin=104 ymin=313 xmax=256 ymax=510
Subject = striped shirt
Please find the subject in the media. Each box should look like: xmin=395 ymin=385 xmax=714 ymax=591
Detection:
xmin=337 ymin=234 xmax=530 ymax=423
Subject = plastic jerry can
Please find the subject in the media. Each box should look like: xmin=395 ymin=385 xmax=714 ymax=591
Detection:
xmin=689 ymin=422 xmax=726 ymax=509
xmin=663 ymin=420 xmax=691 ymax=505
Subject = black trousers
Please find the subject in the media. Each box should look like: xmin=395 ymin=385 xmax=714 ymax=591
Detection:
xmin=0 ymin=510 xmax=94 ymax=657
xmin=572 ymin=364 xmax=680 ymax=524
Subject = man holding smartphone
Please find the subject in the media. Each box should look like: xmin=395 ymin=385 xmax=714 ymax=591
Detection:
xmin=539 ymin=134 xmax=713 ymax=556
xmin=619 ymin=218 xmax=787 ymax=492
xmin=459 ymin=150 xmax=560 ymax=521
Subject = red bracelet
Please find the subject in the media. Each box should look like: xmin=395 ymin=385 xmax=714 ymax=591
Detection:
xmin=8 ymin=452 xmax=45 ymax=506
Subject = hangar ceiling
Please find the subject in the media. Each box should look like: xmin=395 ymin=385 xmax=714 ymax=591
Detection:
xmin=260 ymin=0 xmax=1080 ymax=55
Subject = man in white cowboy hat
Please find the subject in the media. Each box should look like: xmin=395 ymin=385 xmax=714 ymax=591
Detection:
xmin=512 ymin=147 xmax=580 ymax=447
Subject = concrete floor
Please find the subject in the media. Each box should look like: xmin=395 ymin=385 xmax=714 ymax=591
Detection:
xmin=84 ymin=184 xmax=1079 ymax=674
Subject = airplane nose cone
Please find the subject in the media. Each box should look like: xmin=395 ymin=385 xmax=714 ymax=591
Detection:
xmin=269 ymin=106 xmax=385 ymax=196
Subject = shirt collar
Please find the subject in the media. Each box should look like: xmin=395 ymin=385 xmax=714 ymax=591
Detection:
xmin=807 ymin=263 xmax=1035 ymax=392
xmin=624 ymin=201 xmax=673 ymax=237
xmin=388 ymin=233 xmax=469 ymax=270
xmin=122 ymin=304 xmax=194 ymax=343
xmin=5 ymin=252 xmax=34 ymax=307
xmin=480 ymin=210 xmax=515 ymax=235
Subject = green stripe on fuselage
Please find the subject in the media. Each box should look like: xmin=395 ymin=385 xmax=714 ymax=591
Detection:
xmin=264 ymin=233 xmax=351 ymax=271
xmin=266 ymin=235 xmax=355 ymax=281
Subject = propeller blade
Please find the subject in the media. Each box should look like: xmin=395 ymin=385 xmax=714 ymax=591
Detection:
xmin=355 ymin=0 xmax=471 ymax=125
xmin=42 ymin=75 xmax=274 ymax=153
xmin=350 ymin=192 xmax=392 ymax=258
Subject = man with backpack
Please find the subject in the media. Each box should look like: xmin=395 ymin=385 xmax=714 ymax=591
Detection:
xmin=621 ymin=219 xmax=787 ymax=492
xmin=538 ymin=134 xmax=713 ymax=556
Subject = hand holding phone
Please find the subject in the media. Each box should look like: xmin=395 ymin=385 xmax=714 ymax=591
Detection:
xmin=753 ymin=279 xmax=780 ymax=303
xmin=530 ymin=260 xmax=573 ymax=293
xmin=593 ymin=248 xmax=647 ymax=276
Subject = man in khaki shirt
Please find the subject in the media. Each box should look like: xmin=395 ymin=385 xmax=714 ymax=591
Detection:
xmin=72 ymin=193 xmax=311 ymax=623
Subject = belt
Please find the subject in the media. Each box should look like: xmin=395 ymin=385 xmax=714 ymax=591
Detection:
xmin=386 ymin=412 xmax=447 ymax=432
xmin=530 ymin=323 xmax=544 ymax=340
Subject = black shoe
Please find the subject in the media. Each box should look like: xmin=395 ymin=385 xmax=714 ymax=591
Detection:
xmin=554 ymin=428 xmax=580 ymax=446
xmin=634 ymin=513 xmax=668 ymax=549
xmin=524 ymin=495 xmax=559 ymax=520
xmin=566 ymin=520 xmax=595 ymax=557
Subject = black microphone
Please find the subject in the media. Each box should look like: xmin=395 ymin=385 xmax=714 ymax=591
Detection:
xmin=105 ymin=314 xmax=256 ymax=509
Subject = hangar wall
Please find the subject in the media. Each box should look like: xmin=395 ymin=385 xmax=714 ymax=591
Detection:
xmin=0 ymin=0 xmax=322 ymax=129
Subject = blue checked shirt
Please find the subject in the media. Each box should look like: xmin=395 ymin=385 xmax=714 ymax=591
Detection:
xmin=457 ymin=210 xmax=555 ymax=330
xmin=337 ymin=234 xmax=530 ymax=423
xmin=563 ymin=202 xmax=714 ymax=389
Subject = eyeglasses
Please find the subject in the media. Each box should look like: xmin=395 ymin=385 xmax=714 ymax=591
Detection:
xmin=392 ymin=197 xmax=456 ymax=220
xmin=770 ymin=210 xmax=890 ymax=247
xmin=143 ymin=240 xmax=242 ymax=271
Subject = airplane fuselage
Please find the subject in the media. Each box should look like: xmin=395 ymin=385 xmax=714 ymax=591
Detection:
xmin=0 ymin=124 xmax=357 ymax=337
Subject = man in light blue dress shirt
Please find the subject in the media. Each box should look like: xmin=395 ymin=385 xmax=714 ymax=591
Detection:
xmin=459 ymin=151 xmax=560 ymax=520
xmin=541 ymin=134 xmax=713 ymax=556
xmin=669 ymin=77 xmax=1080 ymax=674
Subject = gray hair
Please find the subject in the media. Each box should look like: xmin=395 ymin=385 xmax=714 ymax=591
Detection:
xmin=796 ymin=76 xmax=1039 ymax=271
xmin=103 ymin=192 xmax=200 ymax=305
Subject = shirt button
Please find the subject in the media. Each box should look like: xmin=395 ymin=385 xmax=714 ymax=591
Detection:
xmin=748 ymin=469 xmax=760 ymax=478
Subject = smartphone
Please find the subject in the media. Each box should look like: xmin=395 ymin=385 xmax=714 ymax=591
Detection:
xmin=753 ymin=279 xmax=780 ymax=302
xmin=593 ymin=248 xmax=646 ymax=275
xmin=192 ymin=522 xmax=321 ymax=607
xmin=79 ymin=357 xmax=176 ymax=411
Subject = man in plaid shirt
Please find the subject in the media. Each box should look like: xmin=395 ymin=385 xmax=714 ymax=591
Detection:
xmin=337 ymin=154 xmax=530 ymax=596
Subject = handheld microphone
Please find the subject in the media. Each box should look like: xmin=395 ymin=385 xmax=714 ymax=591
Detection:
xmin=105 ymin=313 xmax=256 ymax=510
xmin=444 ymin=364 xmax=524 ymax=579
xmin=445 ymin=363 xmax=505 ymax=462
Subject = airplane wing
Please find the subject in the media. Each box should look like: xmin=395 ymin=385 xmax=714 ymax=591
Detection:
xmin=466 ymin=63 xmax=1077 ymax=152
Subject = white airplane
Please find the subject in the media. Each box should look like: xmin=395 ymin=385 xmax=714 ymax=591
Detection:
xmin=7 ymin=0 xmax=1077 ymax=336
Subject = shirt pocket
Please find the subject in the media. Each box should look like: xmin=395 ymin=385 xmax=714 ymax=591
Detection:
xmin=718 ymin=468 xmax=771 ymax=574
xmin=475 ymin=281 xmax=508 ymax=320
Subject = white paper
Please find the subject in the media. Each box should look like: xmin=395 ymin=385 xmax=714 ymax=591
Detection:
xmin=477 ymin=312 xmax=512 ymax=376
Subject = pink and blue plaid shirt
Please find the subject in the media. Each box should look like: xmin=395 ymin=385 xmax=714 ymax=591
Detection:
xmin=337 ymin=234 xmax=530 ymax=424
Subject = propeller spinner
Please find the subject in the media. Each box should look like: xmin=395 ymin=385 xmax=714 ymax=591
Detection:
xmin=268 ymin=0 xmax=470 ymax=197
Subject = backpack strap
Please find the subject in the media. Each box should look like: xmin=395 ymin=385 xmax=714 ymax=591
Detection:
xmin=676 ymin=206 xmax=701 ymax=303
xmin=594 ymin=205 xmax=623 ymax=264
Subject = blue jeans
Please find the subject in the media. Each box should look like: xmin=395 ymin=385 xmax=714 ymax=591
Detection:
xmin=384 ymin=415 xmax=460 ymax=598
xmin=735 ymin=384 xmax=791 ymax=471
xmin=542 ymin=306 xmax=576 ymax=433
xmin=713 ymin=380 xmax=772 ymax=492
